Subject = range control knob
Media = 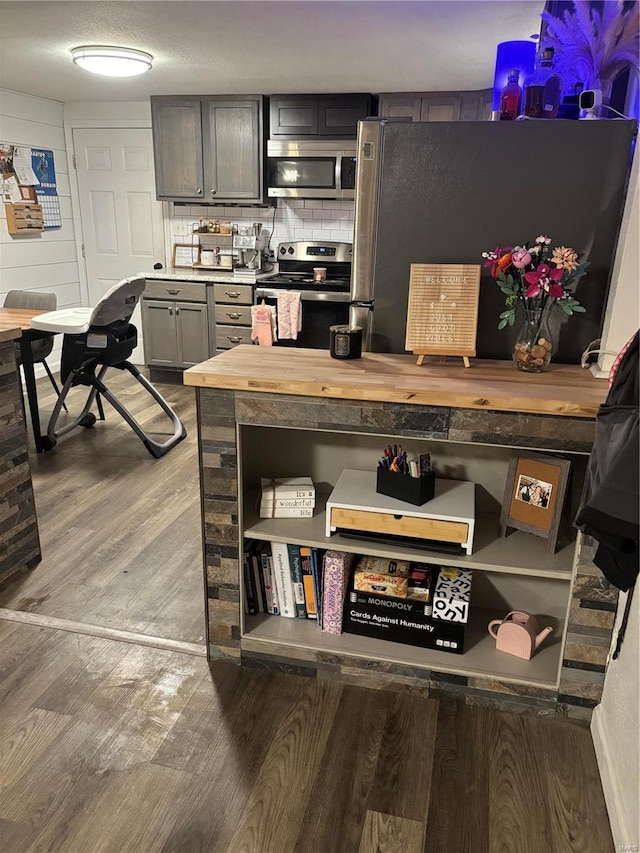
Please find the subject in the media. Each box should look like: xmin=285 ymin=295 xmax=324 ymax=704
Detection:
xmin=279 ymin=247 xmax=287 ymax=255
xmin=288 ymin=246 xmax=295 ymax=254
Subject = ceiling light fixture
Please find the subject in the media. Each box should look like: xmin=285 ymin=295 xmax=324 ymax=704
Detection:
xmin=71 ymin=45 xmax=153 ymax=78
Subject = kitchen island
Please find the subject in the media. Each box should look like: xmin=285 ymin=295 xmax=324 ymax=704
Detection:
xmin=185 ymin=346 xmax=613 ymax=720
xmin=0 ymin=321 xmax=41 ymax=581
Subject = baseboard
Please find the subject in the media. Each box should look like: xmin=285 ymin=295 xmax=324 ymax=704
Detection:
xmin=591 ymin=704 xmax=635 ymax=849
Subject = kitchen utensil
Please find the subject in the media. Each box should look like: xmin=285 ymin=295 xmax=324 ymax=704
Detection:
xmin=488 ymin=611 xmax=553 ymax=659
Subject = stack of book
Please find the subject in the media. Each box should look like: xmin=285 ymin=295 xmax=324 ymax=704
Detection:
xmin=242 ymin=539 xmax=327 ymax=622
xmin=259 ymin=477 xmax=315 ymax=518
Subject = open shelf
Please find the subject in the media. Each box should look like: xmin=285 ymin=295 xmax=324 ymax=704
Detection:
xmin=243 ymin=606 xmax=563 ymax=688
xmin=243 ymin=495 xmax=575 ymax=580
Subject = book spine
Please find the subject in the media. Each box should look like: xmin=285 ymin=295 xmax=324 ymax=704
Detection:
xmin=261 ymin=487 xmax=316 ymax=499
xmin=287 ymin=544 xmax=307 ymax=618
xmin=269 ymin=541 xmax=296 ymax=618
xmin=260 ymin=498 xmax=315 ymax=508
xmin=300 ymin=546 xmax=317 ymax=619
xmin=242 ymin=549 xmax=259 ymax=615
xmin=321 ymin=551 xmax=355 ymax=634
xmin=251 ymin=544 xmax=267 ymax=612
xmin=259 ymin=507 xmax=314 ymax=519
xmin=260 ymin=544 xmax=279 ymax=615
xmin=312 ymin=548 xmax=326 ymax=627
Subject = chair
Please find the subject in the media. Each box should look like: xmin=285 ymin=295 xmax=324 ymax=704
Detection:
xmin=3 ymin=290 xmax=67 ymax=411
xmin=31 ymin=277 xmax=187 ymax=458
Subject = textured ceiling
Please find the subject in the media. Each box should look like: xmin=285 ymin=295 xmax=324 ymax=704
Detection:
xmin=0 ymin=1 xmax=543 ymax=103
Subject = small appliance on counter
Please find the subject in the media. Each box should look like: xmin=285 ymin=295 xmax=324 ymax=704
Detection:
xmin=255 ymin=240 xmax=352 ymax=349
xmin=233 ymin=223 xmax=266 ymax=279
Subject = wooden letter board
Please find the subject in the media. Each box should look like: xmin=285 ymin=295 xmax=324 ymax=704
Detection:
xmin=405 ymin=264 xmax=481 ymax=367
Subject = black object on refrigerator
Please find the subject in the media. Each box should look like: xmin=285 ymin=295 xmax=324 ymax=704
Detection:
xmin=349 ymin=119 xmax=635 ymax=363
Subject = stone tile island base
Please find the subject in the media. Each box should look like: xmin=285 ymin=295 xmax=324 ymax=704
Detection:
xmin=0 ymin=339 xmax=41 ymax=581
xmin=196 ymin=387 xmax=616 ymax=723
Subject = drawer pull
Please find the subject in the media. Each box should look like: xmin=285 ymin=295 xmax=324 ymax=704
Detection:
xmin=393 ymin=514 xmax=403 ymax=520
xmin=166 ymin=289 xmax=180 ymax=295
xmin=225 ymin=291 xmax=241 ymax=298
xmin=226 ymin=312 xmax=242 ymax=319
xmin=227 ymin=336 xmax=242 ymax=343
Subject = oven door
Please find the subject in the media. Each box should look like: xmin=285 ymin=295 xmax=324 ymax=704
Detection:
xmin=255 ymin=288 xmax=350 ymax=349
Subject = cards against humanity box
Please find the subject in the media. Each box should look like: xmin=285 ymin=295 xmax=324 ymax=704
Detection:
xmin=343 ymin=596 xmax=465 ymax=654
xmin=432 ymin=567 xmax=472 ymax=623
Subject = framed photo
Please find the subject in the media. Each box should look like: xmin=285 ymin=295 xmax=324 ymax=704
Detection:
xmin=499 ymin=452 xmax=571 ymax=553
xmin=172 ymin=242 xmax=199 ymax=268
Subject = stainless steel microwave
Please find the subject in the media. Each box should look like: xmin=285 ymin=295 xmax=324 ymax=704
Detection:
xmin=267 ymin=140 xmax=357 ymax=200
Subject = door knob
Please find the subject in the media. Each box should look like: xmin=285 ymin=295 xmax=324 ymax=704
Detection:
xmin=196 ymin=188 xmax=203 ymax=195
xmin=211 ymin=188 xmax=217 ymax=196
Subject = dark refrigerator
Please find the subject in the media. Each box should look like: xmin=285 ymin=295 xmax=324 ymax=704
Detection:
xmin=349 ymin=119 xmax=635 ymax=363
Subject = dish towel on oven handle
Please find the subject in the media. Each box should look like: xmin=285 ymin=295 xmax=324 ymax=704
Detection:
xmin=276 ymin=291 xmax=302 ymax=340
xmin=250 ymin=301 xmax=277 ymax=346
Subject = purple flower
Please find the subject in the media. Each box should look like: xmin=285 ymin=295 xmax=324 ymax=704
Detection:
xmin=523 ymin=263 xmax=564 ymax=298
xmin=512 ymin=248 xmax=532 ymax=268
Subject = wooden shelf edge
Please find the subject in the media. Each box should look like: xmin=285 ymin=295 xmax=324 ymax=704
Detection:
xmin=242 ymin=503 xmax=575 ymax=581
xmin=242 ymin=606 xmax=563 ymax=689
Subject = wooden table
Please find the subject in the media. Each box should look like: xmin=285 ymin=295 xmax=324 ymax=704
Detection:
xmin=0 ymin=307 xmax=53 ymax=452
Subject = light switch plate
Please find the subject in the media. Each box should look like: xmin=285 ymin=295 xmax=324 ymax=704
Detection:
xmin=175 ymin=220 xmax=188 ymax=236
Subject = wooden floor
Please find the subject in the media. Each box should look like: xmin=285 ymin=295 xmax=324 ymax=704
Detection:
xmin=0 ymin=370 xmax=614 ymax=852
xmin=0 ymin=372 xmax=205 ymax=646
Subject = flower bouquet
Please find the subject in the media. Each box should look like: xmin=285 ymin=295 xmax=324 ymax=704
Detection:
xmin=482 ymin=236 xmax=589 ymax=372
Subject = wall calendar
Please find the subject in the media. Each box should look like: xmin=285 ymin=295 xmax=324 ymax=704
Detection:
xmin=405 ymin=263 xmax=481 ymax=368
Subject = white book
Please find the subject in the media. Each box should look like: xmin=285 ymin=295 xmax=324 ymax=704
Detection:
xmin=269 ymin=541 xmax=297 ymax=618
xmin=260 ymin=507 xmax=314 ymax=519
xmin=260 ymin=477 xmax=315 ymax=499
xmin=260 ymin=497 xmax=315 ymax=508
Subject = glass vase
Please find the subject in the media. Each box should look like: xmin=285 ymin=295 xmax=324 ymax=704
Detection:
xmin=512 ymin=305 xmax=553 ymax=373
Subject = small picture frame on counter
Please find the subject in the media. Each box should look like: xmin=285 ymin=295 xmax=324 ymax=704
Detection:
xmin=499 ymin=452 xmax=571 ymax=553
xmin=172 ymin=242 xmax=200 ymax=268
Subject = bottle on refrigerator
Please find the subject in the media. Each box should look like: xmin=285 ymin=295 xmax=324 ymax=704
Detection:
xmin=499 ymin=69 xmax=523 ymax=120
xmin=524 ymin=47 xmax=562 ymax=119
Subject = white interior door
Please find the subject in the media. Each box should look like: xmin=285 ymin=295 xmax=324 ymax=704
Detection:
xmin=73 ymin=127 xmax=165 ymax=362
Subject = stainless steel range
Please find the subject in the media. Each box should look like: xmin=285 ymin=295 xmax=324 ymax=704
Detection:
xmin=255 ymin=241 xmax=351 ymax=348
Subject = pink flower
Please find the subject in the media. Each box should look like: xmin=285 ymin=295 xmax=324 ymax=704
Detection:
xmin=512 ymin=248 xmax=532 ymax=268
xmin=523 ymin=263 xmax=564 ymax=298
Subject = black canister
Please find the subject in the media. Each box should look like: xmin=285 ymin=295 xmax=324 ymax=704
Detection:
xmin=330 ymin=325 xmax=362 ymax=359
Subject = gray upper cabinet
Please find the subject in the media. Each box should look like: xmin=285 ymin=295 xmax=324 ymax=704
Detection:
xmin=202 ymin=98 xmax=262 ymax=202
xmin=270 ymin=94 xmax=374 ymax=138
xmin=151 ymin=98 xmax=204 ymax=200
xmin=151 ymin=95 xmax=265 ymax=203
xmin=379 ymin=89 xmax=493 ymax=122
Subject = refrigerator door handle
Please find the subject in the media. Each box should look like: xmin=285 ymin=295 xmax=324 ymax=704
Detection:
xmin=350 ymin=121 xmax=383 ymax=305
xmin=349 ymin=303 xmax=373 ymax=352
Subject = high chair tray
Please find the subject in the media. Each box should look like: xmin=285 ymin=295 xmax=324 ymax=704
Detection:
xmin=30 ymin=307 xmax=92 ymax=334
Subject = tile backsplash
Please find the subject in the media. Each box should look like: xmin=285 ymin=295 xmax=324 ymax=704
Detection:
xmin=168 ymin=199 xmax=354 ymax=265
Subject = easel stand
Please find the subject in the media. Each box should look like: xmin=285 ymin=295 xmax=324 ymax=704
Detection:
xmin=414 ymin=351 xmax=473 ymax=368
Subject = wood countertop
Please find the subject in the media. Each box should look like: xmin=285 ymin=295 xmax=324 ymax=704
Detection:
xmin=184 ymin=346 xmax=607 ymax=418
xmin=0 ymin=308 xmax=46 ymax=343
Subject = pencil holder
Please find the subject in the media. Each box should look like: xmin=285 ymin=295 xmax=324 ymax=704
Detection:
xmin=376 ymin=468 xmax=436 ymax=506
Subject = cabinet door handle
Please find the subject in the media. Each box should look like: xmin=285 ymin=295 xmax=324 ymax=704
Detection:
xmin=175 ymin=307 xmax=180 ymax=315
xmin=210 ymin=188 xmax=217 ymax=196
xmin=196 ymin=188 xmax=203 ymax=195
xmin=226 ymin=312 xmax=242 ymax=319
xmin=168 ymin=307 xmax=173 ymax=316
xmin=166 ymin=288 xmax=180 ymax=295
xmin=225 ymin=291 xmax=241 ymax=298
xmin=227 ymin=336 xmax=242 ymax=343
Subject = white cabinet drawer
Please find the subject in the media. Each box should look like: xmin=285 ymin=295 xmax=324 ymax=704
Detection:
xmin=214 ymin=304 xmax=252 ymax=326
xmin=216 ymin=325 xmax=254 ymax=348
xmin=144 ymin=279 xmax=207 ymax=302
xmin=213 ymin=283 xmax=253 ymax=305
